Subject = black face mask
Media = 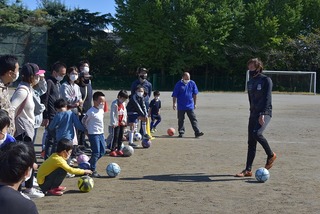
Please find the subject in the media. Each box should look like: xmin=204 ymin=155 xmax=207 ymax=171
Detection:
xmin=139 ymin=75 xmax=147 ymax=80
xmin=83 ymin=79 xmax=90 ymax=84
xmin=249 ymin=70 xmax=260 ymax=76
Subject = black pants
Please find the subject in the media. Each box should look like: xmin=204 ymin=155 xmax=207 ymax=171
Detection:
xmin=177 ymin=110 xmax=200 ymax=135
xmin=39 ymin=168 xmax=67 ymax=193
xmin=245 ymin=115 xmax=273 ymax=171
xmin=111 ymin=126 xmax=124 ymax=151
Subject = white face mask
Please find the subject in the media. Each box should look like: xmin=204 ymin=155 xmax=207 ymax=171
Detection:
xmin=24 ymin=167 xmax=33 ymax=181
xmin=56 ymin=75 xmax=64 ymax=82
xmin=183 ymin=79 xmax=190 ymax=84
xmin=98 ymin=103 xmax=104 ymax=109
xmin=155 ymin=96 xmax=160 ymax=100
xmin=12 ymin=72 xmax=19 ymax=82
xmin=69 ymin=74 xmax=78 ymax=82
xmin=137 ymin=92 xmax=144 ymax=97
xmin=0 ymin=133 xmax=7 ymax=146
xmin=82 ymin=66 xmax=90 ymax=73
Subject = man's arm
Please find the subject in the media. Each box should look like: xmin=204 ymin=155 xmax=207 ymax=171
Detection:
xmin=172 ymin=97 xmax=177 ymax=110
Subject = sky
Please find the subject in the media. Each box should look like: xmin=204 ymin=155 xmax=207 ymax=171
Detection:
xmin=19 ymin=0 xmax=116 ymax=15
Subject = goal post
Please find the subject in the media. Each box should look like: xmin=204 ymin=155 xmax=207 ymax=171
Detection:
xmin=245 ymin=70 xmax=317 ymax=95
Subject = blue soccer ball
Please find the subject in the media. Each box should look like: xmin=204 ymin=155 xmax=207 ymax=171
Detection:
xmin=79 ymin=162 xmax=91 ymax=170
xmin=255 ymin=167 xmax=270 ymax=182
xmin=106 ymin=163 xmax=121 ymax=177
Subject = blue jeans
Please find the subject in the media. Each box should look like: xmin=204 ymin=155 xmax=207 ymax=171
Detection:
xmin=88 ymin=134 xmax=106 ymax=171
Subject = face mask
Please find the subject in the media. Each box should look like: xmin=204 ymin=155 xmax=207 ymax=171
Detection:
xmin=0 ymin=133 xmax=7 ymax=146
xmin=12 ymin=71 xmax=19 ymax=82
xmin=98 ymin=103 xmax=104 ymax=109
xmin=249 ymin=70 xmax=259 ymax=76
xmin=70 ymin=74 xmax=78 ymax=82
xmin=183 ymin=79 xmax=190 ymax=84
xmin=56 ymin=75 xmax=64 ymax=82
xmin=83 ymin=79 xmax=90 ymax=84
xmin=139 ymin=75 xmax=147 ymax=80
xmin=118 ymin=98 xmax=125 ymax=103
xmin=24 ymin=167 xmax=33 ymax=181
xmin=137 ymin=92 xmax=144 ymax=97
xmin=82 ymin=66 xmax=90 ymax=73
xmin=155 ymin=96 xmax=160 ymax=100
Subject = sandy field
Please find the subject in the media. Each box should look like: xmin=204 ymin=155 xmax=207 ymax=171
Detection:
xmin=32 ymin=91 xmax=320 ymax=214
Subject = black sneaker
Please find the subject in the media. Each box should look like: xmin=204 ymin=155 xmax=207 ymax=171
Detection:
xmin=178 ymin=134 xmax=183 ymax=138
xmin=91 ymin=171 xmax=101 ymax=178
xmin=143 ymin=134 xmax=151 ymax=140
xmin=195 ymin=132 xmax=204 ymax=138
xmin=129 ymin=142 xmax=138 ymax=147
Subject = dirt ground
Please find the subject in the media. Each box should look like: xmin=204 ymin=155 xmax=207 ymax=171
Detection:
xmin=33 ymin=91 xmax=320 ymax=214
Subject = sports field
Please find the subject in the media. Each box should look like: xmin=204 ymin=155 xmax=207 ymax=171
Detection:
xmin=34 ymin=91 xmax=320 ymax=214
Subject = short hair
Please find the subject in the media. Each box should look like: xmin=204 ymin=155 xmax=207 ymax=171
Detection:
xmin=153 ymin=90 xmax=160 ymax=96
xmin=93 ymin=91 xmax=105 ymax=101
xmin=0 ymin=55 xmax=18 ymax=76
xmin=78 ymin=60 xmax=90 ymax=68
xmin=0 ymin=143 xmax=35 ymax=184
xmin=54 ymin=98 xmax=68 ymax=109
xmin=137 ymin=67 xmax=148 ymax=74
xmin=247 ymin=58 xmax=263 ymax=72
xmin=136 ymin=85 xmax=144 ymax=91
xmin=56 ymin=139 xmax=73 ymax=153
xmin=0 ymin=109 xmax=10 ymax=131
xmin=52 ymin=61 xmax=67 ymax=73
xmin=118 ymin=90 xmax=129 ymax=99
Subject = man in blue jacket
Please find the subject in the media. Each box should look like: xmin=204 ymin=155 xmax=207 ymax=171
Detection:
xmin=172 ymin=72 xmax=204 ymax=138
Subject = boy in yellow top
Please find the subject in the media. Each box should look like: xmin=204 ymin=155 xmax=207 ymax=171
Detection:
xmin=37 ymin=139 xmax=92 ymax=196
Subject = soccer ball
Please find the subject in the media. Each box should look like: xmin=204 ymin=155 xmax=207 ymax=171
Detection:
xmin=255 ymin=167 xmax=270 ymax=182
xmin=106 ymin=163 xmax=121 ymax=177
xmin=78 ymin=175 xmax=94 ymax=192
xmin=142 ymin=139 xmax=151 ymax=148
xmin=122 ymin=145 xmax=134 ymax=157
xmin=167 ymin=128 xmax=175 ymax=136
xmin=77 ymin=154 xmax=89 ymax=164
xmin=78 ymin=162 xmax=91 ymax=170
xmin=133 ymin=132 xmax=142 ymax=141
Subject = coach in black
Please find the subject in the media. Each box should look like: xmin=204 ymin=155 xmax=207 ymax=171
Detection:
xmin=235 ymin=58 xmax=277 ymax=177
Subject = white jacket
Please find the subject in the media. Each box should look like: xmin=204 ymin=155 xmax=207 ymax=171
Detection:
xmin=110 ymin=99 xmax=127 ymax=126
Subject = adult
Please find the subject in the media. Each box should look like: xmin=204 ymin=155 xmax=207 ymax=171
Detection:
xmin=172 ymin=72 xmax=204 ymax=138
xmin=60 ymin=66 xmax=83 ymax=159
xmin=77 ymin=60 xmax=93 ymax=150
xmin=41 ymin=62 xmax=67 ymax=159
xmin=10 ymin=63 xmax=45 ymax=198
xmin=0 ymin=54 xmax=20 ymax=135
xmin=130 ymin=68 xmax=152 ymax=135
xmin=0 ymin=143 xmax=39 ymax=214
xmin=235 ymin=58 xmax=276 ymax=177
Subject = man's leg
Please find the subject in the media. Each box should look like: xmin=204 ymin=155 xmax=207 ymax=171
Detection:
xmin=186 ymin=110 xmax=202 ymax=136
xmin=177 ymin=110 xmax=185 ymax=136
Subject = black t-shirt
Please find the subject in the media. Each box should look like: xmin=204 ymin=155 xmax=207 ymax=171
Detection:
xmin=0 ymin=185 xmax=39 ymax=214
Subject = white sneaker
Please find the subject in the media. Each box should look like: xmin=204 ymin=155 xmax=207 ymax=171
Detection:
xmin=33 ymin=176 xmax=39 ymax=187
xmin=66 ymin=172 xmax=75 ymax=178
xmin=20 ymin=191 xmax=31 ymax=200
xmin=23 ymin=188 xmax=45 ymax=199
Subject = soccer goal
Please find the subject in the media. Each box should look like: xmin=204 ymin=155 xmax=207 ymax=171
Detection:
xmin=245 ymin=70 xmax=317 ymax=94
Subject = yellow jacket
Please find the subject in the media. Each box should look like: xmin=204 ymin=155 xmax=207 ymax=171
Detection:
xmin=37 ymin=153 xmax=86 ymax=185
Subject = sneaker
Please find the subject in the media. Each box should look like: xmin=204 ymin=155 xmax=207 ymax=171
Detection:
xmin=23 ymin=188 xmax=45 ymax=198
xmin=91 ymin=171 xmax=101 ymax=178
xmin=33 ymin=176 xmax=39 ymax=187
xmin=69 ymin=158 xmax=77 ymax=166
xmin=47 ymin=189 xmax=63 ymax=196
xmin=116 ymin=150 xmax=124 ymax=156
xmin=235 ymin=170 xmax=252 ymax=177
xmin=195 ymin=132 xmax=204 ymax=138
xmin=109 ymin=150 xmax=117 ymax=157
xmin=178 ymin=134 xmax=183 ymax=138
xmin=143 ymin=134 xmax=151 ymax=140
xmin=129 ymin=142 xmax=138 ymax=147
xmin=151 ymin=128 xmax=155 ymax=133
xmin=265 ymin=152 xmax=277 ymax=170
xmin=66 ymin=173 xmax=75 ymax=178
xmin=20 ymin=191 xmax=31 ymax=200
xmin=53 ymin=186 xmax=66 ymax=191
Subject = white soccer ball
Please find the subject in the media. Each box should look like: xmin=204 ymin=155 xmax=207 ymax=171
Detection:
xmin=255 ymin=167 xmax=270 ymax=182
xmin=133 ymin=132 xmax=142 ymax=141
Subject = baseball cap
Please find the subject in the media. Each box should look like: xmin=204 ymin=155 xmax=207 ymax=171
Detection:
xmin=36 ymin=69 xmax=46 ymax=77
xmin=21 ymin=63 xmax=39 ymax=78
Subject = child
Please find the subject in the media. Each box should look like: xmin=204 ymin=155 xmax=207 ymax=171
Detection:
xmin=126 ymin=86 xmax=151 ymax=147
xmin=82 ymin=91 xmax=106 ymax=178
xmin=148 ymin=90 xmax=161 ymax=133
xmin=48 ymin=98 xmax=85 ymax=159
xmin=0 ymin=109 xmax=16 ymax=148
xmin=37 ymin=139 xmax=92 ymax=196
xmin=109 ymin=90 xmax=129 ymax=157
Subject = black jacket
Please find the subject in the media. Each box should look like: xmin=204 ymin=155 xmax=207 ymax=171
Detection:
xmin=41 ymin=76 xmax=61 ymax=121
xmin=126 ymin=94 xmax=147 ymax=116
xmin=247 ymin=73 xmax=273 ymax=117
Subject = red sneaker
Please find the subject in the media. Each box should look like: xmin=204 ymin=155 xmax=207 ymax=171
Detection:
xmin=53 ymin=186 xmax=66 ymax=191
xmin=116 ymin=150 xmax=124 ymax=156
xmin=47 ymin=189 xmax=63 ymax=196
xmin=109 ymin=151 xmax=117 ymax=157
